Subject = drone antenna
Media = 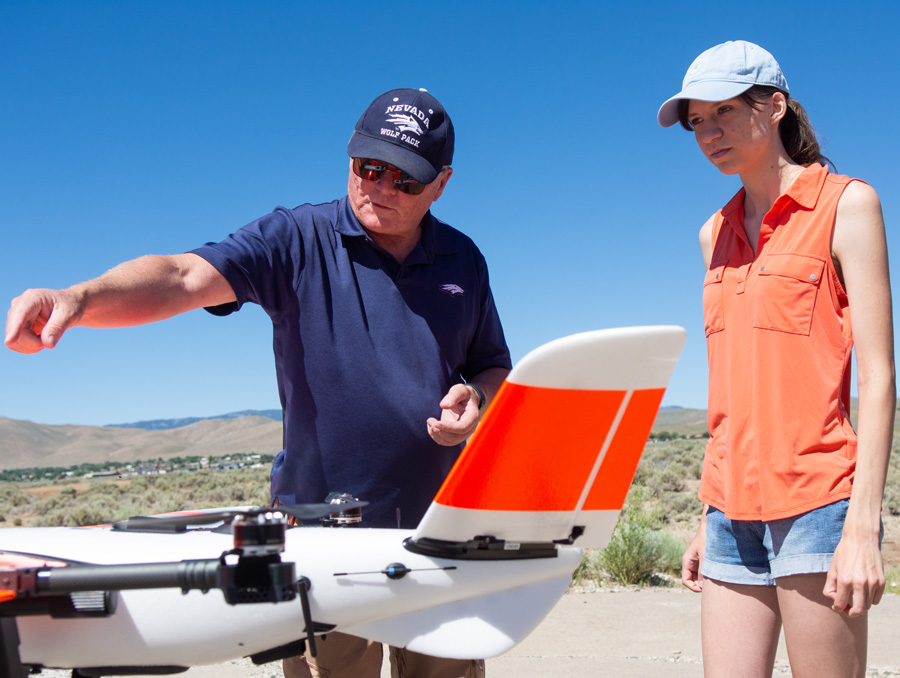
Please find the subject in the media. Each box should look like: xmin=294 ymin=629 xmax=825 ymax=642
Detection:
xmin=396 ymin=508 xmax=401 ymax=529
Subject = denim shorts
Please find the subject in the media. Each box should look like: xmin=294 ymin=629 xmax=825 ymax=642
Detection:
xmin=700 ymin=499 xmax=879 ymax=586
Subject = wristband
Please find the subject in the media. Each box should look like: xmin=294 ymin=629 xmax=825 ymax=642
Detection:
xmin=468 ymin=383 xmax=487 ymax=413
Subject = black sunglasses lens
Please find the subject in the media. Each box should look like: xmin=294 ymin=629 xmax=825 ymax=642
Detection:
xmin=397 ymin=181 xmax=426 ymax=195
xmin=354 ymin=159 xmax=384 ymax=181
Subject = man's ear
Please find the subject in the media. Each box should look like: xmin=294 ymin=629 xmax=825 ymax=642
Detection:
xmin=431 ymin=167 xmax=453 ymax=202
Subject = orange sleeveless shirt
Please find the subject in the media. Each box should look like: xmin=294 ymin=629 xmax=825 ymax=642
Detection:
xmin=699 ymin=163 xmax=858 ymax=521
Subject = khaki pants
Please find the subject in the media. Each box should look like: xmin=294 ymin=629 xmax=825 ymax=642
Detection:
xmin=283 ymin=631 xmax=485 ymax=678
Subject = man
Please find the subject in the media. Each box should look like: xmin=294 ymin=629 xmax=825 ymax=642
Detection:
xmin=4 ymin=88 xmax=511 ymax=678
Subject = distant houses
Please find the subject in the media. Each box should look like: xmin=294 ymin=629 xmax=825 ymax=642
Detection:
xmin=647 ymin=431 xmax=709 ymax=443
xmin=1 ymin=453 xmax=275 ymax=483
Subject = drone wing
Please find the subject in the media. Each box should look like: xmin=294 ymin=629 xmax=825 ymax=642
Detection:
xmin=412 ymin=325 xmax=687 ymax=549
xmin=341 ymin=326 xmax=687 ymax=659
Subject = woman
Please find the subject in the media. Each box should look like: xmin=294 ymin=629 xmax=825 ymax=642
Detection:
xmin=658 ymin=41 xmax=894 ymax=677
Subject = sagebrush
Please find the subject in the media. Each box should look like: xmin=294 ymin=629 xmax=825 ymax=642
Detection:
xmin=0 ymin=467 xmax=272 ymax=527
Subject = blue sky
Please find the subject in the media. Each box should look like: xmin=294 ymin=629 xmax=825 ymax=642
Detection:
xmin=2 ymin=1 xmax=898 ymax=426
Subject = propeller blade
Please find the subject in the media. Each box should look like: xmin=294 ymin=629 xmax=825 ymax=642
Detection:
xmin=111 ymin=500 xmax=369 ymax=531
xmin=277 ymin=499 xmax=369 ymax=522
xmin=112 ymin=508 xmax=262 ymax=531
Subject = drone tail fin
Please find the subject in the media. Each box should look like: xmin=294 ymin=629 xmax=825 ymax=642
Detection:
xmin=412 ymin=326 xmax=687 ymax=549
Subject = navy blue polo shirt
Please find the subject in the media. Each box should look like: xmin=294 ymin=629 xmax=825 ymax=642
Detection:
xmin=191 ymin=196 xmax=510 ymax=528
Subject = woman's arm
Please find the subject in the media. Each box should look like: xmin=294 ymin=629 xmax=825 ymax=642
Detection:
xmin=826 ymin=180 xmax=896 ymax=616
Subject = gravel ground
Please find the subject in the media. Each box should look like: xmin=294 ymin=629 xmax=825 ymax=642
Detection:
xmin=25 ymin=589 xmax=900 ymax=678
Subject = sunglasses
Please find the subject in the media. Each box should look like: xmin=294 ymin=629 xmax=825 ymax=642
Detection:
xmin=352 ymin=158 xmax=427 ymax=195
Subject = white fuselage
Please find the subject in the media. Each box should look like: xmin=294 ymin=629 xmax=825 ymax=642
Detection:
xmin=2 ymin=524 xmax=581 ymax=669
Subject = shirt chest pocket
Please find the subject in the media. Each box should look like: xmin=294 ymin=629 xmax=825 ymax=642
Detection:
xmin=702 ymin=265 xmax=725 ymax=337
xmin=752 ymin=253 xmax=825 ymax=336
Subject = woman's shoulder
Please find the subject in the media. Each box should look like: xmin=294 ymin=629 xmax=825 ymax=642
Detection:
xmin=699 ymin=214 xmax=717 ymax=269
xmin=832 ymin=178 xmax=886 ymax=263
xmin=821 ymin=166 xmax=879 ymax=204
xmin=836 ymin=178 xmax=881 ymax=212
xmin=699 ymin=213 xmax=716 ymax=237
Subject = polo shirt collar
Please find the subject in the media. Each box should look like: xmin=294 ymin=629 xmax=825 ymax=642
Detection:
xmin=424 ymin=213 xmax=459 ymax=257
xmin=720 ymin=162 xmax=829 ymax=225
xmin=335 ymin=196 xmax=367 ymax=237
xmin=721 ymin=188 xmax=746 ymax=223
xmin=335 ymin=196 xmax=458 ymax=263
xmin=397 ymin=213 xmax=459 ymax=266
xmin=782 ymin=162 xmax=828 ymax=210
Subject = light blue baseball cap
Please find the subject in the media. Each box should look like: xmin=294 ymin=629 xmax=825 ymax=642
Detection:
xmin=657 ymin=40 xmax=789 ymax=128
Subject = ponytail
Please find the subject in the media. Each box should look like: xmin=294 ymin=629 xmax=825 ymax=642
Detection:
xmin=744 ymin=87 xmax=830 ymax=167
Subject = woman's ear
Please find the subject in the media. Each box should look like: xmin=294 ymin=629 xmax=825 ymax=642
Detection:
xmin=770 ymin=91 xmax=789 ymax=126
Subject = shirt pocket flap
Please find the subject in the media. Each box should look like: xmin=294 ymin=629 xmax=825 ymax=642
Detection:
xmin=753 ymin=254 xmax=826 ymax=335
xmin=704 ymin=265 xmax=725 ymax=287
xmin=702 ymin=265 xmax=726 ymax=336
xmin=758 ymin=253 xmax=825 ymax=286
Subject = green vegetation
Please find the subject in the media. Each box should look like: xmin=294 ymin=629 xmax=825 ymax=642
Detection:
xmin=0 ymin=453 xmax=277 ymax=483
xmin=886 ymin=445 xmax=900 ymax=595
xmin=598 ymin=486 xmax=685 ymax=586
xmin=651 ymin=430 xmax=709 ymax=441
xmin=573 ymin=439 xmax=706 ymax=588
xmin=0 ymin=466 xmax=272 ymax=527
xmin=888 ymin=565 xmax=900 ymax=596
xmin=634 ymin=438 xmax=705 ymax=525
xmin=885 ymin=445 xmax=900 ymax=517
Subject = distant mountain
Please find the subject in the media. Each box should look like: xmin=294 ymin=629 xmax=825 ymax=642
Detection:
xmin=0 ymin=415 xmax=283 ymax=470
xmin=0 ymin=397 xmax=879 ymax=472
xmin=651 ymin=407 xmax=708 ymax=436
xmin=105 ymin=409 xmax=283 ymax=431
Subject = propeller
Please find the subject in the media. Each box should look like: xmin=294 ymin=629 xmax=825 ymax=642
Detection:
xmin=112 ymin=500 xmax=369 ymax=532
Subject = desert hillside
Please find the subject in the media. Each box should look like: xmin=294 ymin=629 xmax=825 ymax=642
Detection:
xmin=0 ymin=399 xmax=886 ymax=472
xmin=0 ymin=416 xmax=283 ymax=470
xmin=0 ymin=409 xmax=706 ymax=471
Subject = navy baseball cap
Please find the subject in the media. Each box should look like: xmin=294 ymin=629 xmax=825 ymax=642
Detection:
xmin=347 ymin=88 xmax=454 ymax=184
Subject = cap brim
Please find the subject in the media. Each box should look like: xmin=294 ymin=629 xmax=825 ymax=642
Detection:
xmin=657 ymin=80 xmax=755 ymax=127
xmin=347 ymin=132 xmax=439 ymax=184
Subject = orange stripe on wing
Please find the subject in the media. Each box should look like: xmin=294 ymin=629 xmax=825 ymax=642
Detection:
xmin=583 ymin=387 xmax=665 ymax=510
xmin=434 ymin=382 xmax=625 ymax=511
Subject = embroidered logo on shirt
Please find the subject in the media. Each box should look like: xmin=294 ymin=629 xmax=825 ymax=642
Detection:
xmin=440 ymin=284 xmax=464 ymax=297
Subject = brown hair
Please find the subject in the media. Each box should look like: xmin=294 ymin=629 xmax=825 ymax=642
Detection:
xmin=676 ymin=87 xmax=831 ymax=168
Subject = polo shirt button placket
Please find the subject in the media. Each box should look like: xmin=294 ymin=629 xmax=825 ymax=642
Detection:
xmin=735 ymin=265 xmax=751 ymax=295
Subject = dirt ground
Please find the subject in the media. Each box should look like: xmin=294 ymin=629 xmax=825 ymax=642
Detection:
xmin=33 ymin=589 xmax=900 ymax=678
